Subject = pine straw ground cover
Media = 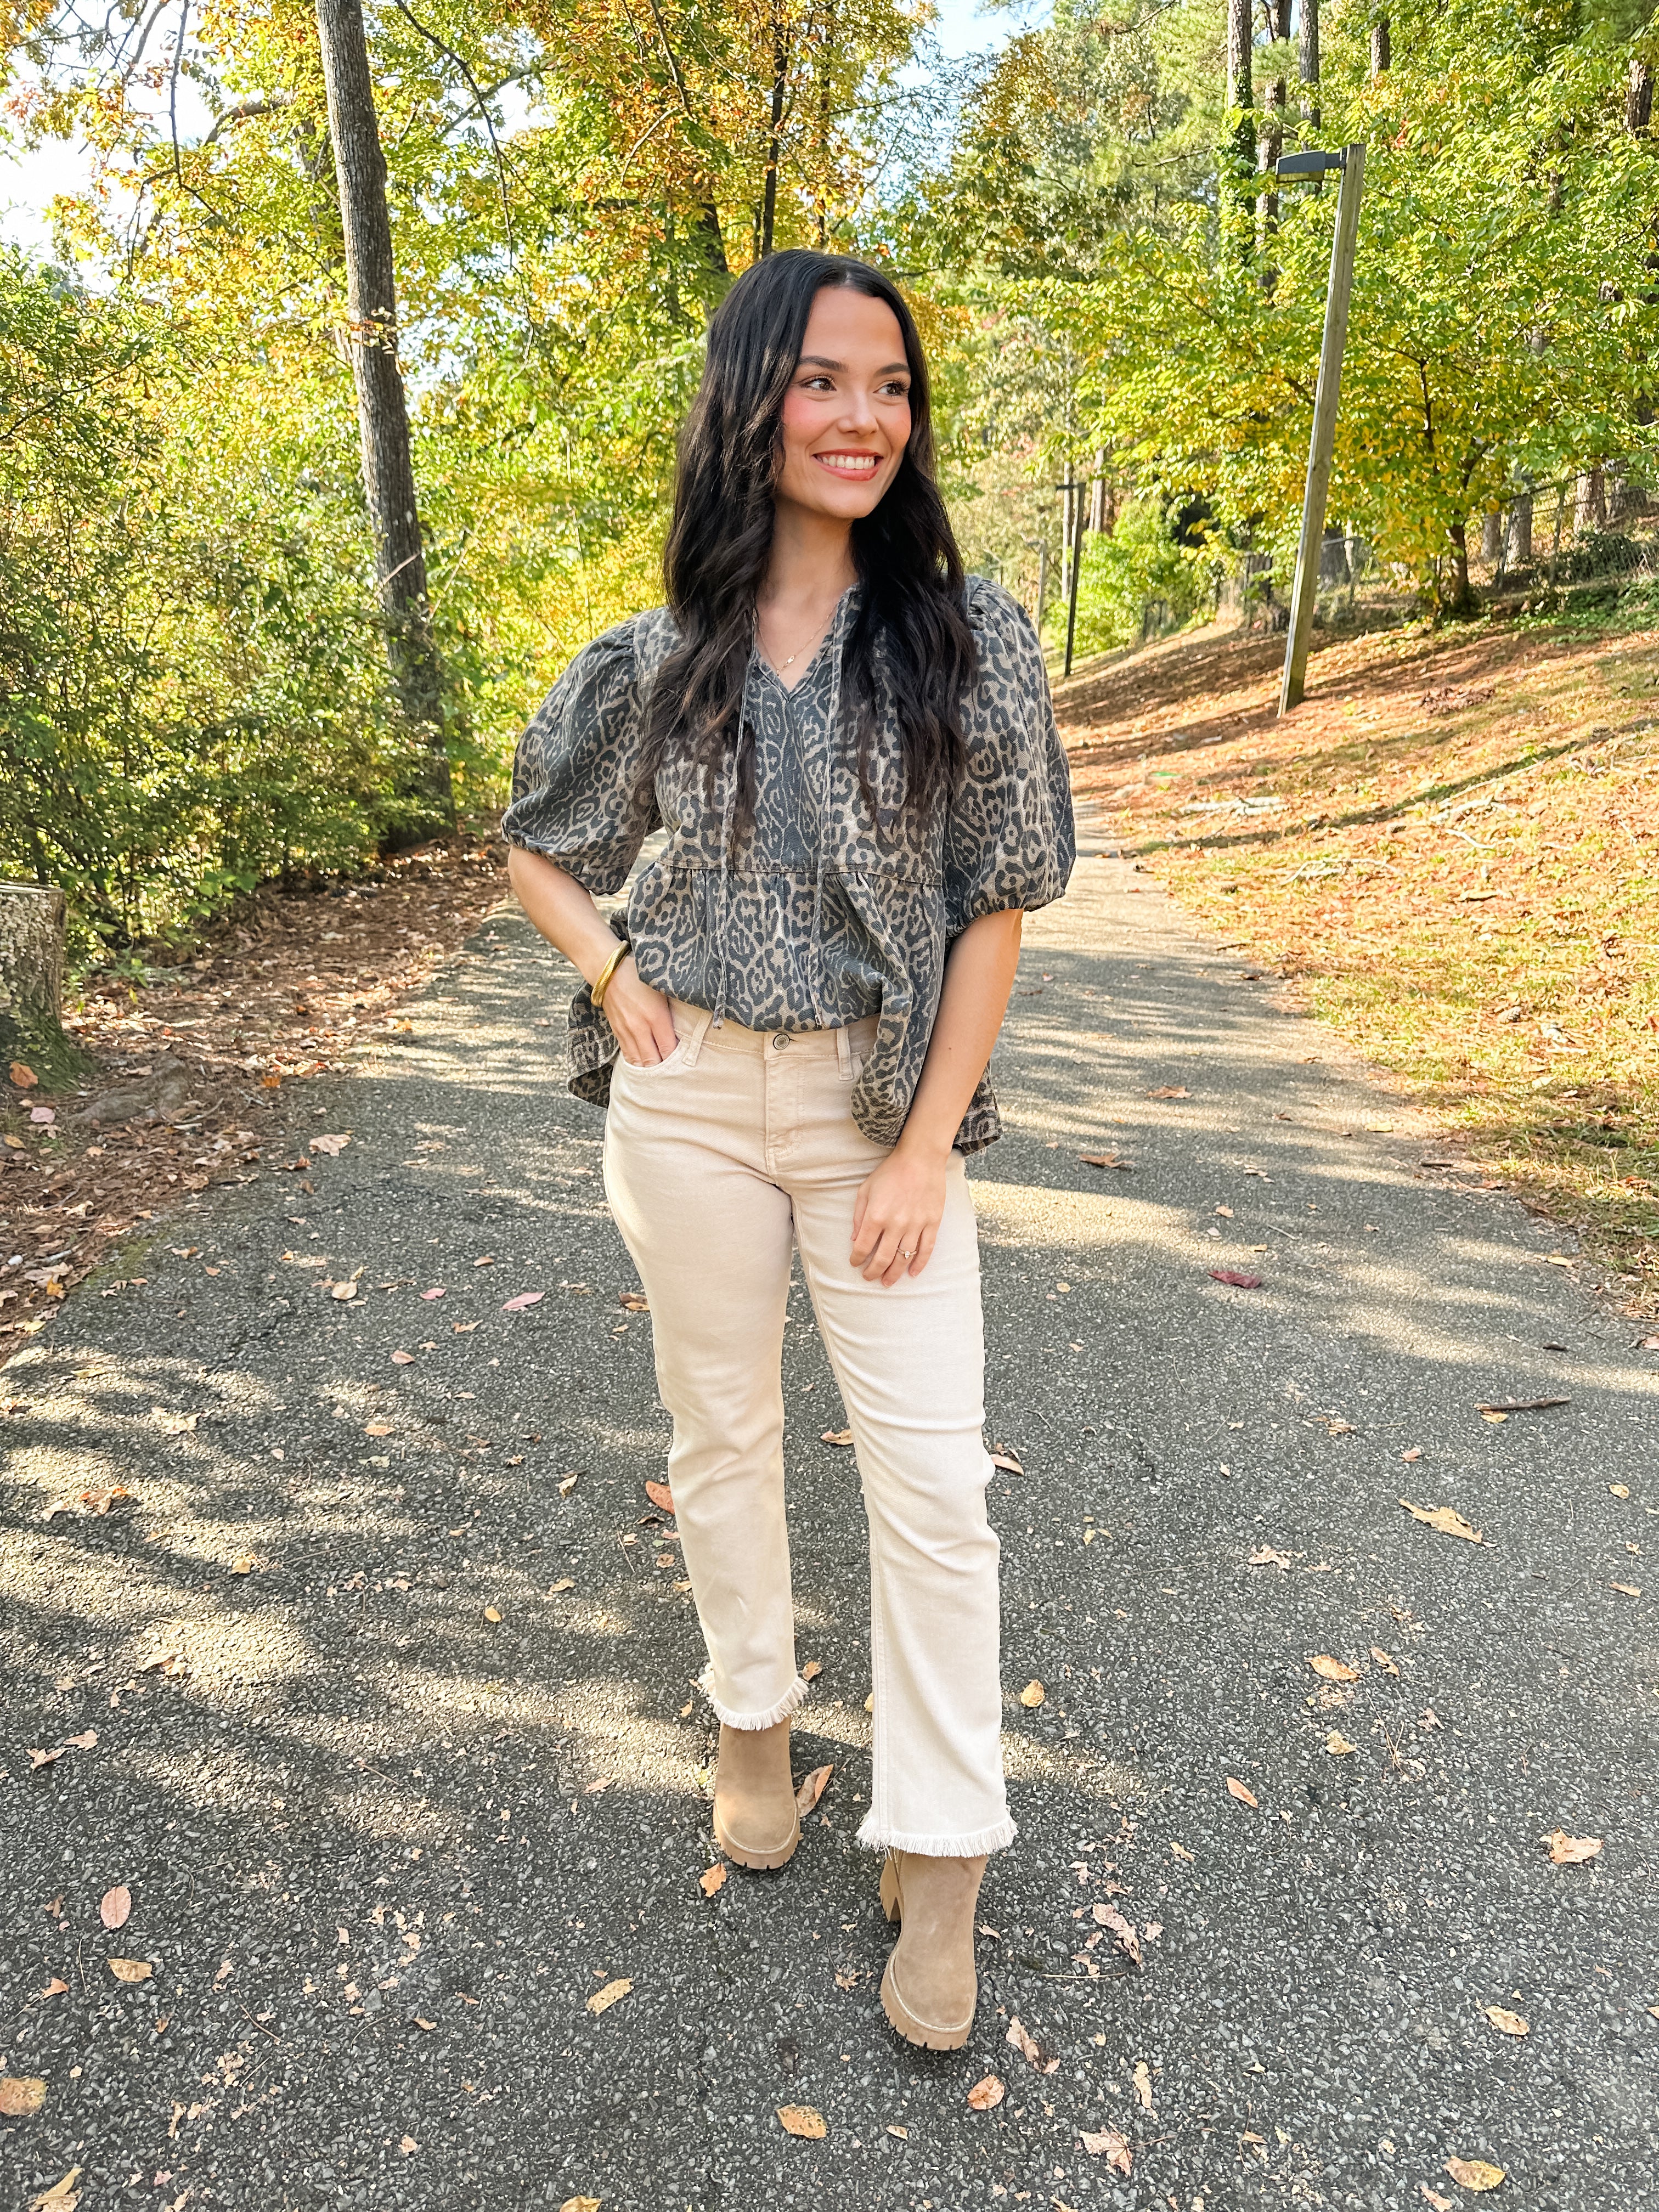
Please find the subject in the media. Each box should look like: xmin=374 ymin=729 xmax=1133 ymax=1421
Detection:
xmin=1056 ymin=615 xmax=1659 ymax=1314
xmin=1 ymin=840 xmax=509 ymax=1369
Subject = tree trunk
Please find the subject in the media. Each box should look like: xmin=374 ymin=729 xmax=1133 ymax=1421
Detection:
xmin=760 ymin=16 xmax=789 ymax=256
xmin=0 ymin=884 xmax=70 ymax=1074
xmin=316 ymin=0 xmax=453 ymax=830
xmin=1629 ymin=58 xmax=1653 ymax=135
xmin=1258 ymin=0 xmax=1290 ymax=259
xmin=1510 ymin=490 xmax=1533 ymax=565
xmin=1370 ymin=16 xmax=1390 ymax=76
xmin=1224 ymin=0 xmax=1255 ymax=258
xmin=1481 ymin=509 xmax=1503 ymax=563
xmin=1298 ymin=0 xmax=1319 ymax=130
xmin=1442 ymin=517 xmax=1475 ymax=616
xmin=1575 ymin=466 xmax=1606 ymax=532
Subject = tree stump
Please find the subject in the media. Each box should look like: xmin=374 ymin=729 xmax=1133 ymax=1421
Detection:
xmin=1 ymin=882 xmax=72 ymax=1079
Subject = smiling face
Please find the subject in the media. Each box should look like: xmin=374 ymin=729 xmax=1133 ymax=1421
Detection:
xmin=774 ymin=283 xmax=913 ymax=526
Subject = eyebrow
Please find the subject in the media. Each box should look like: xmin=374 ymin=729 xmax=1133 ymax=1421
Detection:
xmin=798 ymin=356 xmax=912 ymax=376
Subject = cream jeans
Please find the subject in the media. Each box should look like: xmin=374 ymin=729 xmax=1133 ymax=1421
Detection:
xmin=602 ymin=998 xmax=1014 ymax=1857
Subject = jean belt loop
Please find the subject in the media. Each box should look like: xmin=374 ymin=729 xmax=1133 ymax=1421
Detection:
xmin=835 ymin=1024 xmax=854 ymax=1082
xmin=680 ymin=1003 xmax=714 ymax=1068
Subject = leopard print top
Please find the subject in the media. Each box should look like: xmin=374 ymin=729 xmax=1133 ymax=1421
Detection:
xmin=502 ymin=576 xmax=1074 ymax=1152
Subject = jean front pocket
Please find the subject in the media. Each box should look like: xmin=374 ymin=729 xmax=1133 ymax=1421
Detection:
xmin=613 ymin=1037 xmax=688 ymax=1082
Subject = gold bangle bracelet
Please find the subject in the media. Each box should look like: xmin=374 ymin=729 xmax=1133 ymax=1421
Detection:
xmin=590 ymin=942 xmax=628 ymax=1011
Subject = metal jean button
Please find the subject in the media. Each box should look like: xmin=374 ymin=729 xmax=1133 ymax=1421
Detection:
xmin=771 ymin=1032 xmax=789 ymax=1051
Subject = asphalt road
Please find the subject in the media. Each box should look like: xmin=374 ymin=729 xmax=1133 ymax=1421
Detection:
xmin=3 ymin=810 xmax=1656 ymax=2212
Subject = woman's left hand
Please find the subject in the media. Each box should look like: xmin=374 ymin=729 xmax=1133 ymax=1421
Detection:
xmin=850 ymin=1142 xmax=947 ymax=1285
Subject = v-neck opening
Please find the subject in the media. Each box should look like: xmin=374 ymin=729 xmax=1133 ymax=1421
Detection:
xmin=753 ymin=586 xmax=855 ymax=696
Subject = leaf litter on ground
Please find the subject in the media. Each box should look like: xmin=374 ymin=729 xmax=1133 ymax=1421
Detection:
xmin=1400 ymin=1498 xmax=1486 ymax=1543
xmin=1005 ymin=2017 xmax=1059 ymax=2073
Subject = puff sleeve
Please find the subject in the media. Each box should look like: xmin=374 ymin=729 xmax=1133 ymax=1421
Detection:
xmin=942 ymin=580 xmax=1075 ymax=938
xmin=500 ymin=617 xmax=659 ymax=894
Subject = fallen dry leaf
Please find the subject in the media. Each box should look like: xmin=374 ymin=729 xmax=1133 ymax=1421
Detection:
xmin=619 ymin=1290 xmax=649 ymax=1312
xmin=801 ymin=1659 xmax=822 ymax=1681
xmin=483 ymin=1605 xmax=501 ymax=1623
xmin=1132 ymin=2058 xmax=1155 ymax=2111
xmin=1081 ymin=2128 xmax=1133 ymax=2174
xmin=309 ymin=1133 xmax=351 ymax=1157
xmin=502 ymin=1291 xmax=545 ymax=1311
xmin=29 ymin=1747 xmax=63 ymax=1770
xmin=100 ymin=1884 xmax=132 ymax=1931
xmin=1019 ymin=1679 xmax=1046 ymax=1708
xmin=1542 ymin=1830 xmax=1602 ymax=1865
xmin=794 ymin=1764 xmax=833 ymax=1816
xmin=364 ymin=1420 xmax=393 ymax=1437
xmin=27 ymin=2171 xmax=80 ymax=2212
xmin=108 ymin=1959 xmax=152 ymax=1983
xmin=1091 ymin=1901 xmax=1142 ymax=1966
xmin=1483 ymin=2006 xmax=1528 ymax=2037
xmin=399 ymin=2136 xmax=417 ymax=2154
xmin=585 ymin=1978 xmax=632 ymax=2016
xmin=10 ymin=1060 xmax=40 ymax=1087
xmin=1402 ymin=1446 xmax=1424 ymax=1462
xmin=1005 ymin=2016 xmax=1059 ymax=2073
xmin=776 ymin=2104 xmax=827 ymax=2139
xmin=330 ymin=1281 xmax=357 ymax=1302
xmin=558 ymin=2199 xmax=602 ymax=2212
xmin=699 ymin=1865 xmax=727 ymax=1899
xmin=1309 ymin=1654 xmax=1359 ymax=1684
xmin=1611 ymin=1581 xmax=1643 ymax=1598
xmin=1146 ymin=1085 xmax=1190 ymax=1098
xmin=1225 ymin=1776 xmax=1259 ymax=1808
xmin=420 ymin=1286 xmax=446 ymax=1300
xmin=1249 ymin=1545 xmax=1293 ymax=1568
xmin=967 ymin=2074 xmax=1005 ymax=2111
xmin=63 ymin=1730 xmax=96 ymax=1750
xmin=644 ymin=1480 xmax=674 ymax=1514
xmin=1209 ymin=1268 xmax=1263 ymax=1288
xmin=1079 ymin=1152 xmax=1132 ymax=1170
xmin=0 ymin=2076 xmax=47 ymax=2116
xmin=1325 ymin=1731 xmax=1357 ymax=1756
xmin=1420 ymin=2191 xmax=1455 ymax=2212
xmin=821 ymin=1427 xmax=854 ymax=1447
xmin=230 ymin=1555 xmax=256 ymax=1575
xmin=40 ymin=1978 xmax=69 ymax=1998
xmin=989 ymin=1446 xmax=1024 ymax=1474
xmin=1400 ymin=1498 xmax=1485 ymax=1544
xmin=1370 ymin=1646 xmax=1401 ymax=1677
xmin=1170 ymin=1840 xmax=1195 ymax=1862
xmin=391 ymin=1350 xmax=415 ymax=1364
xmin=548 ymin=1578 xmax=575 ymax=1594
xmin=1444 ymin=2155 xmax=1505 ymax=2192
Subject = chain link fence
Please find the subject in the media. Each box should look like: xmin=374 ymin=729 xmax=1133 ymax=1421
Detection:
xmin=1224 ymin=458 xmax=1659 ymax=633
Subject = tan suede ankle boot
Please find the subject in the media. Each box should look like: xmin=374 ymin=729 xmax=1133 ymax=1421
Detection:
xmin=712 ymin=1720 xmax=800 ymax=1870
xmin=878 ymin=1849 xmax=985 ymax=2050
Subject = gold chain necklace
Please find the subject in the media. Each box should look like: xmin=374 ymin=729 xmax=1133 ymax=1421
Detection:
xmin=763 ymin=606 xmax=834 ymax=672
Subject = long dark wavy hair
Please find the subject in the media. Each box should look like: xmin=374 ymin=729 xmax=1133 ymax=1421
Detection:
xmin=645 ymin=250 xmax=977 ymax=837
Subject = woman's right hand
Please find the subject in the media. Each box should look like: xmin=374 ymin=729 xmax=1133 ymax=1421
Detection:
xmin=602 ymin=954 xmax=680 ymax=1065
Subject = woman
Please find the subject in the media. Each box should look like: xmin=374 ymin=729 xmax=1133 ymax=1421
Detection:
xmin=504 ymin=249 xmax=1073 ymax=2051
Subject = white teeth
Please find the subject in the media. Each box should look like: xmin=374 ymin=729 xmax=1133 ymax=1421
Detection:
xmin=816 ymin=454 xmax=878 ymax=474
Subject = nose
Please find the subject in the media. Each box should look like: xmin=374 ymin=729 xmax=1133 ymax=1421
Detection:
xmin=836 ymin=385 xmax=879 ymax=436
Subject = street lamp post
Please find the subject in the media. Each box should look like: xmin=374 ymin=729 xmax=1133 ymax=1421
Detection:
xmin=1275 ymin=142 xmax=1366 ymax=715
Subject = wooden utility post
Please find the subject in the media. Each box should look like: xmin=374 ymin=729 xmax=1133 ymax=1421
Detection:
xmin=316 ymin=0 xmax=453 ymax=826
xmin=1277 ymin=142 xmax=1365 ymax=715
xmin=1057 ymin=478 xmax=1089 ymax=678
